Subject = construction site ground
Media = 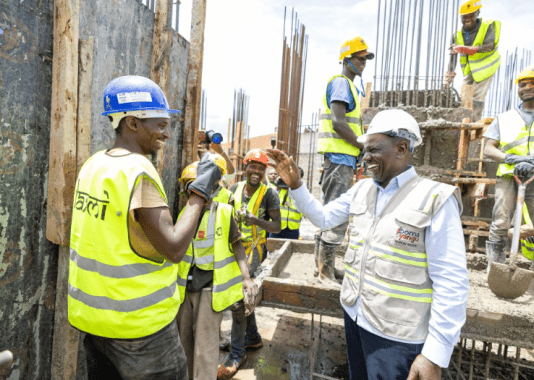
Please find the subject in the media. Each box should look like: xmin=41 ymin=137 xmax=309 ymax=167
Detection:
xmin=219 ymin=218 xmax=534 ymax=379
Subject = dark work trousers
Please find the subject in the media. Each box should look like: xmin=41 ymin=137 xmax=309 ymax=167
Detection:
xmin=320 ymin=158 xmax=355 ymax=245
xmin=344 ymin=311 xmax=424 ymax=380
xmin=84 ymin=321 xmax=188 ymax=380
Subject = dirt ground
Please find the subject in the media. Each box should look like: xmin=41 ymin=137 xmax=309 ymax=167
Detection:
xmin=219 ymin=307 xmax=349 ymax=380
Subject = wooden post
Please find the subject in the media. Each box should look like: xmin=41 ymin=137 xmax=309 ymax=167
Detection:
xmin=150 ymin=0 xmax=173 ymax=175
xmin=181 ymin=0 xmax=207 ymax=171
xmin=76 ymin=37 xmax=94 ymax=173
xmin=461 ymin=84 xmax=474 ymax=113
xmin=49 ymin=1 xmax=80 ymax=378
xmin=46 ymin=0 xmax=80 ymax=246
xmin=360 ymin=82 xmax=372 ymax=112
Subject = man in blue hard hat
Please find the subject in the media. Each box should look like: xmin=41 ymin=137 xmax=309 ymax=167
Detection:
xmin=68 ymin=75 xmax=222 ymax=379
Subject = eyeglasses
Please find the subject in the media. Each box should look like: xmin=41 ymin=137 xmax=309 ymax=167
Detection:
xmin=354 ymin=56 xmax=368 ymax=62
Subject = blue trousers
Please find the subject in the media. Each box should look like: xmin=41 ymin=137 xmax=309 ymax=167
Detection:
xmin=269 ymin=227 xmax=299 ymax=240
xmin=344 ymin=311 xmax=424 ymax=380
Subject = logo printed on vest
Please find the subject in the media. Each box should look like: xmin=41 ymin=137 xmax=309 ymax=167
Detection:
xmin=396 ymin=227 xmax=420 ymax=244
xmin=198 ymin=231 xmax=205 ymax=239
xmin=216 ymin=226 xmax=223 ymax=238
xmin=74 ymin=189 xmax=110 ymax=221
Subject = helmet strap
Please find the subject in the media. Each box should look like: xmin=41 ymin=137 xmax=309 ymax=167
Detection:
xmin=345 ymin=59 xmax=366 ymax=98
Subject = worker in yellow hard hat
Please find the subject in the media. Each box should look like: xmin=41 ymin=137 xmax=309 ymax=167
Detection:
xmin=447 ymin=0 xmax=501 ymax=121
xmin=316 ymin=36 xmax=374 ymax=285
xmin=218 ymin=148 xmax=281 ymax=379
xmin=483 ymin=66 xmax=534 ymax=271
xmin=176 ymin=161 xmax=257 ymax=380
xmin=199 ymin=130 xmax=237 ymax=190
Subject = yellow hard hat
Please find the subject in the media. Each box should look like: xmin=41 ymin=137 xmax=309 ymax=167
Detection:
xmin=516 ymin=66 xmax=534 ymax=84
xmin=459 ymin=0 xmax=482 ymax=15
xmin=179 ymin=161 xmax=198 ymax=184
xmin=210 ymin=153 xmax=227 ymax=176
xmin=339 ymin=36 xmax=375 ymax=61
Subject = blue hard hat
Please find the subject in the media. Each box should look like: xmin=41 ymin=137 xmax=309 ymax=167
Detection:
xmin=102 ymin=75 xmax=179 ymax=116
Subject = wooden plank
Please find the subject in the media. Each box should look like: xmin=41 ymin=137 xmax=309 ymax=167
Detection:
xmin=456 ymin=118 xmax=470 ymax=173
xmin=360 ymin=82 xmax=372 ymax=112
xmin=76 ymin=37 xmax=94 ymax=173
xmin=463 ymin=229 xmax=490 ymax=237
xmin=150 ymin=0 xmax=173 ymax=175
xmin=181 ymin=0 xmax=207 ymax=171
xmin=266 ymin=238 xmax=348 ymax=257
xmin=51 ymin=246 xmax=80 ymax=380
xmin=263 ymin=277 xmax=343 ymax=317
xmin=461 ymin=84 xmax=474 ymax=111
xmin=46 ymin=0 xmax=80 ymax=245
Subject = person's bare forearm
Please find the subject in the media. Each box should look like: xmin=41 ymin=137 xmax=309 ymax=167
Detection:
xmin=220 ymin=149 xmax=235 ymax=175
xmin=252 ymin=217 xmax=281 ymax=234
xmin=332 ymin=121 xmax=363 ymax=150
xmin=477 ymin=42 xmax=495 ymax=54
xmin=233 ymin=241 xmax=251 ymax=280
xmin=483 ymin=138 xmax=505 ymax=163
xmin=138 ymin=195 xmax=204 ymax=263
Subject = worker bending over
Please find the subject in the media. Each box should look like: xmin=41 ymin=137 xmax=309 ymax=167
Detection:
xmin=316 ymin=36 xmax=374 ymax=284
xmin=176 ymin=160 xmax=257 ymax=380
xmin=68 ymin=76 xmax=222 ymax=379
xmin=268 ymin=110 xmax=469 ymax=380
xmin=483 ymin=66 xmax=534 ymax=270
xmin=269 ymin=167 xmax=304 ymax=240
xmin=447 ymin=0 xmax=501 ymax=121
xmin=218 ymin=149 xmax=281 ymax=379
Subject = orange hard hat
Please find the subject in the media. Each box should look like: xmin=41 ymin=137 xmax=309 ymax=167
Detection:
xmin=243 ymin=149 xmax=269 ymax=165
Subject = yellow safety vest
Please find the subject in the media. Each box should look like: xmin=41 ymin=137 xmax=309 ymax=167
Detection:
xmin=457 ymin=19 xmax=501 ymax=83
xmin=318 ymin=75 xmax=363 ymax=157
xmin=521 ymin=205 xmax=534 ymax=261
xmin=495 ymin=109 xmax=534 ymax=177
xmin=68 ymin=151 xmax=179 ymax=339
xmin=233 ymin=181 xmax=267 ymax=261
xmin=213 ymin=186 xmax=232 ymax=205
xmin=177 ymin=202 xmax=244 ymax=312
xmin=279 ymin=189 xmax=302 ymax=230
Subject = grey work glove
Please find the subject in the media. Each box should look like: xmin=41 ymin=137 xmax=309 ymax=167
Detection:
xmin=513 ymin=162 xmax=534 ymax=177
xmin=188 ymin=153 xmax=222 ymax=203
xmin=504 ymin=154 xmax=534 ymax=165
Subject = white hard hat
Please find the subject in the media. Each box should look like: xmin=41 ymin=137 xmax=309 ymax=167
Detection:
xmin=357 ymin=109 xmax=422 ymax=148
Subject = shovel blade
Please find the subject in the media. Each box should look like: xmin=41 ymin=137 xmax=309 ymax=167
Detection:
xmin=488 ymin=262 xmax=534 ymax=299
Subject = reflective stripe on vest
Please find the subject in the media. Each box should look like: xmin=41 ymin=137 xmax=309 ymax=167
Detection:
xmin=233 ymin=181 xmax=267 ymax=248
xmin=341 ymin=176 xmax=462 ymax=341
xmin=496 ymin=109 xmax=534 ymax=177
xmin=68 ymin=151 xmax=179 ymax=339
xmin=279 ymin=189 xmax=302 ymax=230
xmin=177 ymin=202 xmax=244 ymax=312
xmin=318 ymin=75 xmax=363 ymax=156
xmin=456 ymin=19 xmax=501 ymax=82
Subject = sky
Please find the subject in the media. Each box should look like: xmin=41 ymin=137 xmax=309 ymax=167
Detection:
xmin=177 ymin=0 xmax=534 ymax=141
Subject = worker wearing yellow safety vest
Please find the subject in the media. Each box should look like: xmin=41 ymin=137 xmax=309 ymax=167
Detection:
xmin=68 ymin=76 xmax=223 ymax=379
xmin=267 ymin=109 xmax=469 ymax=380
xmin=447 ymin=0 xmax=501 ymax=121
xmin=316 ymin=35 xmax=374 ymax=285
xmin=176 ymin=160 xmax=257 ymax=380
xmin=218 ymin=149 xmax=281 ymax=380
xmin=484 ymin=66 xmax=534 ymax=271
xmin=269 ymin=167 xmax=304 ymax=240
xmin=506 ymin=205 xmax=534 ymax=263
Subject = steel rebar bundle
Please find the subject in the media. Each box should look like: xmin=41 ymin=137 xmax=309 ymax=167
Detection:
xmin=482 ymin=49 xmax=532 ymax=118
xmin=228 ymin=89 xmax=250 ymax=181
xmin=372 ymin=0 xmax=461 ymax=108
xmin=277 ymin=7 xmax=309 ymax=161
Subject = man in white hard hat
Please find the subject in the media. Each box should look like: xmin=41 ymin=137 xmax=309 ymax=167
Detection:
xmin=483 ymin=66 xmax=534 ymax=271
xmin=446 ymin=0 xmax=501 ymax=121
xmin=267 ymin=109 xmax=469 ymax=380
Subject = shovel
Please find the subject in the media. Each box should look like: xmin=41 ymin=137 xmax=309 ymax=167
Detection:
xmin=488 ymin=175 xmax=534 ymax=299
